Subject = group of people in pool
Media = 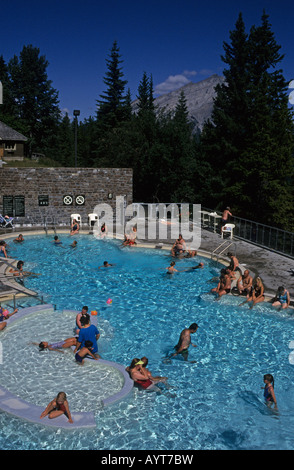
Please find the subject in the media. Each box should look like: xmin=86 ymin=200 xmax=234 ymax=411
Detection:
xmin=209 ymin=251 xmax=291 ymax=311
xmin=0 ymin=229 xmax=287 ymax=420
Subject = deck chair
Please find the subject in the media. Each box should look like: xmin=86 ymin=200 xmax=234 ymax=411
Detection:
xmin=0 ymin=214 xmax=14 ymax=228
xmin=221 ymin=223 xmax=235 ymax=239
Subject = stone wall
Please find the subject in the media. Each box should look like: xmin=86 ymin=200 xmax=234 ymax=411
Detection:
xmin=0 ymin=167 xmax=133 ymax=226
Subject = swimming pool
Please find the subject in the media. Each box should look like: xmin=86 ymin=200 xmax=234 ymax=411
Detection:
xmin=1 ymin=234 xmax=294 ymax=450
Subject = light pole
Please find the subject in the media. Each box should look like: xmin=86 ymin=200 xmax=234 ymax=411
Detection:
xmin=73 ymin=109 xmax=80 ymax=167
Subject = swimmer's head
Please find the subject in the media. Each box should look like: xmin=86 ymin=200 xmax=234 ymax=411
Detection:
xmin=141 ymin=356 xmax=148 ymax=367
xmin=189 ymin=323 xmax=198 ymax=332
xmin=39 ymin=342 xmax=46 ymax=351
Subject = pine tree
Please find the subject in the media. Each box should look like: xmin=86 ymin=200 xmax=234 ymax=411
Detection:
xmin=96 ymin=41 xmax=128 ymax=128
xmin=200 ymin=12 xmax=294 ymax=229
xmin=8 ymin=45 xmax=60 ymax=158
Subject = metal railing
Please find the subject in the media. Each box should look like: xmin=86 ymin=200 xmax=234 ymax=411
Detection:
xmin=201 ymin=206 xmax=294 ymax=259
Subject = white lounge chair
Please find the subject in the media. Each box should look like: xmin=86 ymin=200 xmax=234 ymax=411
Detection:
xmin=221 ymin=223 xmax=235 ymax=239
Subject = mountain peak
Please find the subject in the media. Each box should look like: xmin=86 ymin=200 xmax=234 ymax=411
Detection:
xmin=132 ymin=74 xmax=225 ymax=132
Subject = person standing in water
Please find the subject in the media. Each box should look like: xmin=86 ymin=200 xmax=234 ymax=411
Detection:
xmin=172 ymin=323 xmax=198 ymax=361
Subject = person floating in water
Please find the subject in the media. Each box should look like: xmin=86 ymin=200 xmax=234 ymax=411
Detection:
xmin=34 ymin=337 xmax=77 ymax=352
xmin=172 ymin=323 xmax=198 ymax=361
xmin=272 ymin=286 xmax=290 ymax=310
xmin=263 ymin=374 xmax=277 ymax=409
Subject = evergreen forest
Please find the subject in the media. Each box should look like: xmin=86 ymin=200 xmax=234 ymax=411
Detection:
xmin=0 ymin=12 xmax=293 ymax=231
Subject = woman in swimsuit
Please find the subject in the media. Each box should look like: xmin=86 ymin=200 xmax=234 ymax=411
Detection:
xmin=272 ymin=286 xmax=290 ymax=309
xmin=40 ymin=392 xmax=73 ymax=422
xmin=240 ymin=276 xmax=264 ymax=309
xmin=129 ymin=358 xmax=157 ymax=390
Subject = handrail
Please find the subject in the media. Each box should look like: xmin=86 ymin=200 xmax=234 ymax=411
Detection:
xmin=211 ymin=240 xmax=236 ymax=264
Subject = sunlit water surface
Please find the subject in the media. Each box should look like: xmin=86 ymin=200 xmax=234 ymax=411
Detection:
xmin=0 ymin=234 xmax=293 ymax=450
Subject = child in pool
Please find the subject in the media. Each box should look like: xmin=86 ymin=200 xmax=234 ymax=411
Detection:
xmin=40 ymin=391 xmax=73 ymax=423
xmin=75 ymin=340 xmax=99 ymax=365
xmin=263 ymin=374 xmax=277 ymax=409
xmin=166 ymin=261 xmax=177 ymax=274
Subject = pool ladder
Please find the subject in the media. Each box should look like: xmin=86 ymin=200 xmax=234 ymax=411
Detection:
xmin=211 ymin=240 xmax=236 ymax=264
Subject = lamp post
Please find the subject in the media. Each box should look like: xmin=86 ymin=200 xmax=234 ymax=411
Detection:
xmin=73 ymin=109 xmax=80 ymax=167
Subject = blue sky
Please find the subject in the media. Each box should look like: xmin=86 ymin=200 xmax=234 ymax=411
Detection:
xmin=1 ymin=0 xmax=294 ymax=120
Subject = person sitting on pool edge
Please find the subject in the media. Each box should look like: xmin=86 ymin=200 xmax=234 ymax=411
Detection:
xmin=40 ymin=391 xmax=73 ymax=423
xmin=70 ymin=219 xmax=80 ymax=236
xmin=75 ymin=340 xmax=98 ymax=365
xmin=0 ymin=307 xmax=18 ymax=331
xmin=75 ymin=306 xmax=89 ymax=335
xmin=128 ymin=358 xmax=160 ymax=391
xmin=272 ymin=286 xmax=291 ymax=309
xmin=123 ymin=226 xmax=137 ymax=246
xmin=140 ymin=356 xmax=168 ymax=385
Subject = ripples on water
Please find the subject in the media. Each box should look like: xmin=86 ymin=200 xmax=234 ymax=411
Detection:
xmin=0 ymin=234 xmax=294 ymax=450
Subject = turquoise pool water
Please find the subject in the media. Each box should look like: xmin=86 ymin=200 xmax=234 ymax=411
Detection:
xmin=0 ymin=234 xmax=294 ymax=450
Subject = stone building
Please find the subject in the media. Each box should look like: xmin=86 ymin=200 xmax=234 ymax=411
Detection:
xmin=0 ymin=167 xmax=133 ymax=227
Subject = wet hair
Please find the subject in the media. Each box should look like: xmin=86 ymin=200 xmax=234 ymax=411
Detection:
xmin=54 ymin=236 xmax=58 ymax=240
xmin=85 ymin=340 xmax=93 ymax=349
xmin=56 ymin=392 xmax=67 ymax=402
xmin=141 ymin=356 xmax=148 ymax=367
xmin=39 ymin=342 xmax=46 ymax=351
xmin=17 ymin=260 xmax=24 ymax=269
xmin=80 ymin=313 xmax=90 ymax=326
xmin=170 ymin=261 xmax=176 ymax=266
xmin=82 ymin=306 xmax=88 ymax=312
xmin=189 ymin=323 xmax=198 ymax=331
xmin=264 ymin=374 xmax=274 ymax=387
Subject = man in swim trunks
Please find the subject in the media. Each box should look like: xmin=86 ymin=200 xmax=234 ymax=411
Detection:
xmin=237 ymin=269 xmax=253 ymax=295
xmin=172 ymin=323 xmax=198 ymax=361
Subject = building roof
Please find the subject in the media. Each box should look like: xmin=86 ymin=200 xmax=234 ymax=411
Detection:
xmin=0 ymin=121 xmax=28 ymax=142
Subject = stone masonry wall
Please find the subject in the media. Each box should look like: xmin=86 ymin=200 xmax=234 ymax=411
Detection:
xmin=0 ymin=167 xmax=133 ymax=226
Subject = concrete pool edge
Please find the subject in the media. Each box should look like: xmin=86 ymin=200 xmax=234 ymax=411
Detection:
xmin=0 ymin=305 xmax=134 ymax=430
